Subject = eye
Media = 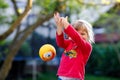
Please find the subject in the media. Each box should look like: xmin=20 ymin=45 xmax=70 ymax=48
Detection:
xmin=43 ymin=52 xmax=52 ymax=58
xmin=81 ymin=33 xmax=85 ymax=35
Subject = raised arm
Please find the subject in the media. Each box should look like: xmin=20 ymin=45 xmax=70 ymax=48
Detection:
xmin=54 ymin=12 xmax=63 ymax=35
xmin=54 ymin=12 xmax=68 ymax=48
xmin=59 ymin=15 xmax=91 ymax=51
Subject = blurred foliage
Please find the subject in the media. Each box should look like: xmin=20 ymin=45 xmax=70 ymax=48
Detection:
xmin=93 ymin=3 xmax=120 ymax=33
xmin=18 ymin=42 xmax=32 ymax=57
xmin=93 ymin=13 xmax=120 ymax=33
xmin=86 ymin=42 xmax=120 ymax=77
xmin=0 ymin=0 xmax=8 ymax=8
xmin=108 ymin=3 xmax=120 ymax=14
xmin=0 ymin=41 xmax=11 ymax=58
xmin=0 ymin=15 xmax=16 ymax=24
xmin=91 ymin=4 xmax=120 ymax=78
xmin=85 ymin=74 xmax=120 ymax=80
xmin=0 ymin=41 xmax=32 ymax=58
xmin=35 ymin=0 xmax=67 ymax=14
xmin=0 ymin=0 xmax=15 ymax=25
xmin=35 ymin=0 xmax=57 ymax=14
xmin=34 ymin=0 xmax=92 ymax=15
xmin=0 ymin=40 xmax=6 ymax=45
xmin=0 ymin=16 xmax=7 ymax=24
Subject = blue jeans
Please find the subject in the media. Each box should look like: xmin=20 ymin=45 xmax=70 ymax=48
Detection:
xmin=58 ymin=77 xmax=81 ymax=80
xmin=58 ymin=77 xmax=62 ymax=80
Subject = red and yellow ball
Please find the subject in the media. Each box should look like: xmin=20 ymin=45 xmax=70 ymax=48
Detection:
xmin=39 ymin=44 xmax=56 ymax=61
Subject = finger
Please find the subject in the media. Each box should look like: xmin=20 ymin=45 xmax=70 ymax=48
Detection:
xmin=56 ymin=12 xmax=59 ymax=16
xmin=54 ymin=12 xmax=59 ymax=19
xmin=61 ymin=17 xmax=66 ymax=22
xmin=54 ymin=15 xmax=57 ymax=22
xmin=65 ymin=16 xmax=68 ymax=21
xmin=54 ymin=11 xmax=57 ymax=15
xmin=54 ymin=12 xmax=62 ymax=25
xmin=54 ymin=13 xmax=59 ymax=22
xmin=54 ymin=13 xmax=56 ymax=18
xmin=56 ymin=12 xmax=61 ymax=19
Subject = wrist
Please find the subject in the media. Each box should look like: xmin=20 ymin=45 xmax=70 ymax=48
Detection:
xmin=57 ymin=28 xmax=62 ymax=35
xmin=64 ymin=22 xmax=70 ymax=29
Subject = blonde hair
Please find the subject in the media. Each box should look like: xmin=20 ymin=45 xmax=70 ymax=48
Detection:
xmin=72 ymin=20 xmax=94 ymax=43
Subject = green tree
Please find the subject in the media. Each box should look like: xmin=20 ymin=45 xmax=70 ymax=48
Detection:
xmin=0 ymin=0 xmax=32 ymax=80
xmin=0 ymin=0 xmax=68 ymax=80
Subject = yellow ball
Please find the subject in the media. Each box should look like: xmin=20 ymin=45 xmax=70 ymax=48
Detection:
xmin=39 ymin=44 xmax=56 ymax=61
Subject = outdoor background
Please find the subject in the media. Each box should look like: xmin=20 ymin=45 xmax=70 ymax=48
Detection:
xmin=0 ymin=0 xmax=120 ymax=80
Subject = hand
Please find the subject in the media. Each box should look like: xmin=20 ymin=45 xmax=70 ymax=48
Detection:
xmin=54 ymin=12 xmax=63 ymax=29
xmin=54 ymin=12 xmax=69 ymax=29
xmin=61 ymin=16 xmax=69 ymax=29
xmin=54 ymin=12 xmax=70 ymax=35
xmin=54 ymin=12 xmax=63 ymax=35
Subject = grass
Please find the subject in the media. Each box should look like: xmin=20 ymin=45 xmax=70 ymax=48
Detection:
xmin=85 ymin=74 xmax=120 ymax=80
xmin=24 ymin=71 xmax=57 ymax=80
xmin=24 ymin=72 xmax=120 ymax=80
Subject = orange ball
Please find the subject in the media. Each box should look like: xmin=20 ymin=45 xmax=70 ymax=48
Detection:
xmin=39 ymin=44 xmax=56 ymax=61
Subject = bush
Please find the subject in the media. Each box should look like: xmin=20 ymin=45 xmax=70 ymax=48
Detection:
xmin=86 ymin=42 xmax=120 ymax=77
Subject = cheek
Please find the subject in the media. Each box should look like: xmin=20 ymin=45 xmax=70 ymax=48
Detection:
xmin=82 ymin=36 xmax=86 ymax=40
xmin=80 ymin=35 xmax=85 ymax=40
xmin=83 ymin=35 xmax=88 ymax=40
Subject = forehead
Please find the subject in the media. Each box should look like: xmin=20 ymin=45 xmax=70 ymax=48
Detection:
xmin=72 ymin=21 xmax=87 ymax=31
xmin=75 ymin=25 xmax=87 ymax=33
xmin=77 ymin=28 xmax=87 ymax=34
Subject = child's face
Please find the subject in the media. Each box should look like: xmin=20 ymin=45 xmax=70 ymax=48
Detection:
xmin=77 ymin=29 xmax=88 ymax=41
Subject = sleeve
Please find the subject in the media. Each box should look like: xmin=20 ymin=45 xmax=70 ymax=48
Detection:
xmin=56 ymin=32 xmax=68 ymax=49
xmin=64 ymin=24 xmax=88 ymax=49
xmin=83 ymin=43 xmax=92 ymax=64
xmin=64 ymin=25 xmax=92 ymax=64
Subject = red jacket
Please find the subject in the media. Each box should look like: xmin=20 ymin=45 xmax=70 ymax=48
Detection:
xmin=56 ymin=25 xmax=92 ymax=80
